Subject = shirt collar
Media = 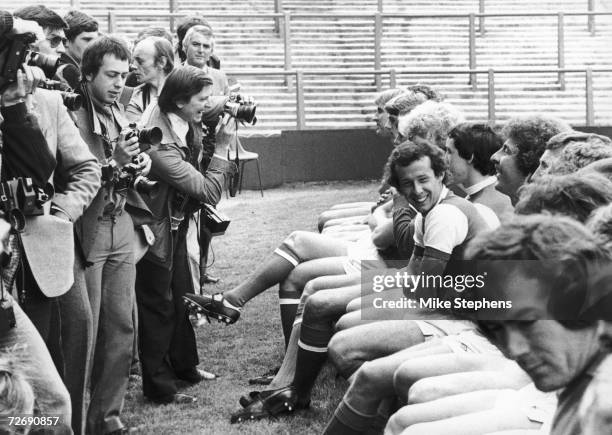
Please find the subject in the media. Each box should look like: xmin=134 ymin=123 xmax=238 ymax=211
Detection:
xmin=464 ymin=176 xmax=498 ymax=197
xmin=167 ymin=112 xmax=189 ymax=147
xmin=436 ymin=186 xmax=450 ymax=207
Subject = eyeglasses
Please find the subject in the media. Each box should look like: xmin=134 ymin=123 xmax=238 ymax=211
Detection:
xmin=46 ymin=35 xmax=67 ymax=48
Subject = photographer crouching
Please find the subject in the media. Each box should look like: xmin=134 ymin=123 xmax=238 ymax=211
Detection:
xmin=135 ymin=65 xmax=237 ymax=404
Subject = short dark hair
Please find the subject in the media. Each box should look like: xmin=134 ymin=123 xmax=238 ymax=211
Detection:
xmin=515 ymin=172 xmax=612 ymax=223
xmin=81 ymin=35 xmax=130 ymax=80
xmin=14 ymin=5 xmax=67 ymax=30
xmin=383 ymin=138 xmax=449 ymax=189
xmin=465 ymin=214 xmax=611 ymax=329
xmin=501 ymin=115 xmax=571 ymax=176
xmin=448 ymin=122 xmax=502 ymax=176
xmin=63 ymin=10 xmax=98 ymax=41
xmin=176 ymin=16 xmax=212 ymax=62
xmin=158 ymin=65 xmax=213 ymax=114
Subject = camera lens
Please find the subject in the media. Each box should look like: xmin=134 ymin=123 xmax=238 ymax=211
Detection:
xmin=60 ymin=92 xmax=83 ymax=111
xmin=27 ymin=52 xmax=61 ymax=78
xmin=137 ymin=127 xmax=162 ymax=146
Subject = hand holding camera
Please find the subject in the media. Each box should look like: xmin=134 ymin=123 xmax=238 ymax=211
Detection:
xmin=0 ymin=64 xmax=44 ymax=107
xmin=114 ymin=128 xmax=141 ymax=167
xmin=132 ymin=152 xmax=152 ymax=177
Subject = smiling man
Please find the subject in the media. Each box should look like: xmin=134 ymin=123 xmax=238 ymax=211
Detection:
xmin=466 ymin=214 xmax=612 ymax=435
xmin=490 ymin=115 xmax=570 ymax=204
xmin=136 ymin=65 xmax=236 ymax=405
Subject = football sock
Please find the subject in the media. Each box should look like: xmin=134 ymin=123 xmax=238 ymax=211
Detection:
xmin=323 ymin=399 xmax=376 ymax=435
xmin=291 ymin=322 xmax=334 ymax=400
xmin=223 ymin=252 xmax=295 ymax=307
xmin=278 ymin=287 xmax=300 ymax=348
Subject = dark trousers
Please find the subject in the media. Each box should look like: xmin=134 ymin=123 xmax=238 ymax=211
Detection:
xmin=135 ymin=220 xmax=199 ymax=400
xmin=20 ymin=246 xmax=93 ymax=435
xmin=19 ymin=260 xmax=63 ymax=371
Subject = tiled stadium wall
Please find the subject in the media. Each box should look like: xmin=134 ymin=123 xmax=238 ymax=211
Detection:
xmin=239 ymin=126 xmax=612 ymax=189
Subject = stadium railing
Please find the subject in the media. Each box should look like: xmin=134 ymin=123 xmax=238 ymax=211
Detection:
xmin=222 ymin=67 xmax=609 ymax=129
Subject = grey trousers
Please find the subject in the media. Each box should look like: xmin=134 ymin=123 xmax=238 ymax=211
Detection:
xmin=85 ymin=212 xmax=135 ymax=435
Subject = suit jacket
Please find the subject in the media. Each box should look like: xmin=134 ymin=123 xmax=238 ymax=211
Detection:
xmin=22 ymin=89 xmax=101 ymax=296
xmin=139 ymin=103 xmax=235 ymax=269
xmin=72 ymin=89 xmax=153 ymax=262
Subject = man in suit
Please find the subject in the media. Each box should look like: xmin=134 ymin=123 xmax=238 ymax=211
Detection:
xmin=1 ymin=40 xmax=101 ymax=434
xmin=73 ymin=35 xmax=151 ymax=435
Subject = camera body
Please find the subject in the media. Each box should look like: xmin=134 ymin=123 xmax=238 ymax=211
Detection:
xmin=200 ymin=90 xmax=258 ymax=126
xmin=0 ymin=29 xmax=61 ymax=91
xmin=0 ymin=177 xmax=51 ymax=232
xmin=224 ymin=92 xmax=257 ymax=125
xmin=124 ymin=123 xmax=163 ymax=153
xmin=113 ymin=123 xmax=162 ymax=195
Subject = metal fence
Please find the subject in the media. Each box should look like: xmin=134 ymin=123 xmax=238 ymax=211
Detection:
xmin=86 ymin=5 xmax=612 ymax=129
xmin=99 ymin=9 xmax=612 ymax=90
xmin=221 ymin=67 xmax=611 ymax=129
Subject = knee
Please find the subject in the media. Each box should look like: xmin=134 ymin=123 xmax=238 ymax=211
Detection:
xmin=302 ymin=292 xmax=330 ymax=324
xmin=302 ymin=280 xmax=317 ymax=299
xmin=406 ymin=379 xmax=437 ymax=405
xmin=281 ymin=269 xmax=305 ymax=294
xmin=334 ymin=312 xmax=355 ymax=332
xmin=317 ymin=212 xmax=334 ymax=232
xmin=385 ymin=407 xmax=431 ymax=435
xmin=385 ymin=410 xmax=409 ymax=435
xmin=393 ymin=363 xmax=414 ymax=402
xmin=352 ymin=361 xmax=384 ymax=395
xmin=281 ymin=230 xmax=312 ymax=262
xmin=328 ymin=330 xmax=359 ymax=378
xmin=345 ymin=297 xmax=360 ymax=313
xmin=284 ymin=230 xmax=305 ymax=249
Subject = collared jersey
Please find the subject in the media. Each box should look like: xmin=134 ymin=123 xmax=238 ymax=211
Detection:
xmin=413 ymin=186 xmax=495 ymax=265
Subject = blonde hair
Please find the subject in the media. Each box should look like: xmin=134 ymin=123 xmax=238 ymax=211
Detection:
xmin=0 ymin=349 xmax=35 ymax=432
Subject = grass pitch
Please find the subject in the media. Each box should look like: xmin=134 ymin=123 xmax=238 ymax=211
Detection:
xmin=123 ymin=180 xmax=378 ymax=434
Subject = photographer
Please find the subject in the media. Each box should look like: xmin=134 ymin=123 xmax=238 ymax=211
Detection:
xmin=136 ymin=65 xmax=236 ymax=404
xmin=13 ymin=6 xmax=67 ymax=75
xmin=183 ymin=24 xmax=239 ymax=284
xmin=0 ymin=50 xmax=93 ymax=433
xmin=56 ymin=10 xmax=99 ymax=90
xmin=73 ymin=35 xmax=151 ymax=435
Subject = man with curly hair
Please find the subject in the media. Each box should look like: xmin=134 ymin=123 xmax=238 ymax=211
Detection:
xmin=491 ymin=115 xmax=571 ymax=204
xmin=532 ymin=131 xmax=612 ymax=179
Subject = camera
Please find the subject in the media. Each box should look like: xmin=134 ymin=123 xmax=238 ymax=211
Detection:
xmin=200 ymin=88 xmax=258 ymax=126
xmin=0 ymin=177 xmax=51 ymax=232
xmin=37 ymin=79 xmax=82 ymax=111
xmin=113 ymin=123 xmax=161 ymax=195
xmin=25 ymin=50 xmax=60 ymax=78
xmin=202 ymin=203 xmax=231 ymax=236
xmin=0 ymin=29 xmax=63 ymax=92
xmin=125 ymin=122 xmax=162 ymax=152
xmin=224 ymin=93 xmax=257 ymax=125
xmin=117 ymin=163 xmax=159 ymax=195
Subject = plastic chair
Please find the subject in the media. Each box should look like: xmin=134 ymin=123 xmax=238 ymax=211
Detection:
xmin=233 ymin=138 xmax=263 ymax=197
